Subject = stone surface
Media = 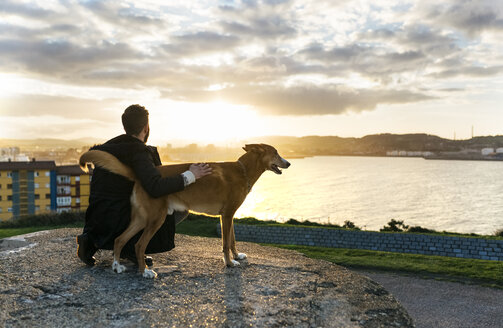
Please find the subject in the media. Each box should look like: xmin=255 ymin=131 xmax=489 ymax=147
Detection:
xmin=0 ymin=228 xmax=413 ymax=327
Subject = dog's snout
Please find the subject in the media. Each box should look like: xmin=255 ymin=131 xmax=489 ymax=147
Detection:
xmin=281 ymin=157 xmax=291 ymax=168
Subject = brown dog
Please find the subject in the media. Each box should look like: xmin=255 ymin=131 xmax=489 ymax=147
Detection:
xmin=80 ymin=143 xmax=290 ymax=278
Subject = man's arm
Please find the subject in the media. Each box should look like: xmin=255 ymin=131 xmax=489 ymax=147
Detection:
xmin=131 ymin=150 xmax=185 ymax=198
xmin=130 ymin=151 xmax=212 ymax=198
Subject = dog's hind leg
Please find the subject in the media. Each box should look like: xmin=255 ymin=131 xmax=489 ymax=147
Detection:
xmin=230 ymin=223 xmax=247 ymax=261
xmin=134 ymin=215 xmax=166 ymax=278
xmin=112 ymin=218 xmax=144 ymax=274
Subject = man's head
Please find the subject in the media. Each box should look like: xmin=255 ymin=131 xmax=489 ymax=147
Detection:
xmin=122 ymin=104 xmax=149 ymax=142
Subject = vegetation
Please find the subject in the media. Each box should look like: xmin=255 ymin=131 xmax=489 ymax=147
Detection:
xmin=380 ymin=219 xmax=409 ymax=232
xmin=0 ymin=211 xmax=84 ymax=229
xmin=274 ymin=245 xmax=503 ymax=289
xmin=0 ymin=224 xmax=83 ymax=239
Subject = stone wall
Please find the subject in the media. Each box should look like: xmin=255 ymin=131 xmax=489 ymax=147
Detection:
xmin=217 ymin=224 xmax=503 ymax=261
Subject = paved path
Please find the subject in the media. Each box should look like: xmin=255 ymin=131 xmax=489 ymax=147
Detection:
xmin=360 ymin=271 xmax=503 ymax=328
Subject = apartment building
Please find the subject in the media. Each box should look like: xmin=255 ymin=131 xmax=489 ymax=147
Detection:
xmin=56 ymin=165 xmax=91 ymax=213
xmin=0 ymin=161 xmax=92 ymax=221
xmin=0 ymin=160 xmax=57 ymax=221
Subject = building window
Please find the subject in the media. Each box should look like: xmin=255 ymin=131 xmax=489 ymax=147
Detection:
xmin=57 ymin=176 xmax=71 ymax=184
xmin=0 ymin=184 xmax=2 ymax=189
xmin=45 ymin=183 xmax=50 ymax=188
xmin=35 ymin=172 xmax=40 ymax=177
xmin=57 ymin=196 xmax=72 ymax=206
xmin=45 ymin=172 xmax=50 ymax=177
xmin=7 ymin=195 xmax=12 ymax=201
xmin=7 ymin=172 xmax=12 ymax=178
xmin=34 ymin=194 xmax=40 ymax=200
xmin=76 ymin=176 xmax=80 ymax=182
xmin=46 ymin=193 xmax=51 ymax=199
xmin=35 ymin=205 xmax=40 ymax=211
xmin=0 ymin=208 xmax=2 ymax=213
xmin=76 ymin=198 xmax=81 ymax=204
xmin=7 ymin=208 xmax=12 ymax=213
xmin=46 ymin=205 xmax=51 ymax=210
xmin=34 ymin=183 xmax=40 ymax=188
xmin=7 ymin=184 xmax=12 ymax=189
xmin=0 ymin=196 xmax=2 ymax=201
xmin=57 ymin=186 xmax=71 ymax=195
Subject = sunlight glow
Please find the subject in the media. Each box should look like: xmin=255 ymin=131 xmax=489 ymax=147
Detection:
xmin=147 ymin=100 xmax=266 ymax=145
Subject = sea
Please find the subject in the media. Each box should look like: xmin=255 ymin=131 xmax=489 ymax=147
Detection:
xmin=234 ymin=156 xmax=503 ymax=235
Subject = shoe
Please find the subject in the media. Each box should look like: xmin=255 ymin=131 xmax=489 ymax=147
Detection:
xmin=121 ymin=252 xmax=154 ymax=267
xmin=76 ymin=234 xmax=97 ymax=266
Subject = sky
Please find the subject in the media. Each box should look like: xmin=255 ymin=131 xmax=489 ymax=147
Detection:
xmin=0 ymin=0 xmax=502 ymax=145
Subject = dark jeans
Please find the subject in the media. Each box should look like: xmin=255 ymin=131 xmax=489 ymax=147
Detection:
xmin=84 ymin=195 xmax=188 ymax=255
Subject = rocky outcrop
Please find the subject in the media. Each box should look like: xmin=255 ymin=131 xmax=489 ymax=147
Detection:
xmin=0 ymin=228 xmax=413 ymax=327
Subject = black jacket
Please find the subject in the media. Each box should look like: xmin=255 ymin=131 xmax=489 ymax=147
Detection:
xmin=84 ymin=134 xmax=184 ymax=254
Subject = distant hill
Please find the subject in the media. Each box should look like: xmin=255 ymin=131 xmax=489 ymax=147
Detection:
xmin=0 ymin=138 xmax=104 ymax=150
xmin=3 ymin=134 xmax=503 ymax=157
xmin=249 ymin=134 xmax=503 ymax=156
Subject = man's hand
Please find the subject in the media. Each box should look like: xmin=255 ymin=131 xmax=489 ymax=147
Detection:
xmin=189 ymin=163 xmax=212 ymax=179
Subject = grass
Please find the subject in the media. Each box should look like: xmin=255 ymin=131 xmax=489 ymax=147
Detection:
xmin=0 ymin=223 xmax=83 ymax=239
xmin=176 ymin=214 xmax=219 ymax=238
xmin=273 ymin=245 xmax=503 ymax=289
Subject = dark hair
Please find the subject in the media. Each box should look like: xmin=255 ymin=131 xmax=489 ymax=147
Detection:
xmin=122 ymin=104 xmax=149 ymax=135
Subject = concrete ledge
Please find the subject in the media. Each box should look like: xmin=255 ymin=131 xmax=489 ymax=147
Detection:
xmin=218 ymin=224 xmax=503 ymax=261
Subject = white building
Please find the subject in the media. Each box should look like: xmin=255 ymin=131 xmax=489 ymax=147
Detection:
xmin=481 ymin=148 xmax=494 ymax=156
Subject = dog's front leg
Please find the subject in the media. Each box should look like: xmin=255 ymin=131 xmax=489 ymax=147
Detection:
xmin=221 ymin=213 xmax=239 ymax=267
xmin=230 ymin=223 xmax=247 ymax=261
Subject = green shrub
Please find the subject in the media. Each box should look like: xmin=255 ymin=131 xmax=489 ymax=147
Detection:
xmin=285 ymin=218 xmax=342 ymax=228
xmin=380 ymin=219 xmax=409 ymax=232
xmin=342 ymin=220 xmax=360 ymax=230
xmin=407 ymin=226 xmax=436 ymax=233
xmin=495 ymin=229 xmax=503 ymax=237
xmin=0 ymin=211 xmax=85 ymax=228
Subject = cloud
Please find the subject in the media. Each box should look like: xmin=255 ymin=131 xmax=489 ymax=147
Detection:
xmin=172 ymin=84 xmax=433 ymax=116
xmin=0 ymin=0 xmax=55 ymax=19
xmin=238 ymin=86 xmax=434 ymax=116
xmin=162 ymin=31 xmax=241 ymax=56
xmin=0 ymin=38 xmax=139 ymax=76
xmin=428 ymin=66 xmax=503 ymax=79
xmin=0 ymin=0 xmax=501 ymax=121
xmin=0 ymin=95 xmax=121 ymax=122
xmin=218 ymin=0 xmax=297 ymax=39
xmin=421 ymin=0 xmax=503 ymax=37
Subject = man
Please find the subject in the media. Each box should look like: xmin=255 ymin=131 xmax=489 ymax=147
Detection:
xmin=77 ymin=104 xmax=211 ymax=266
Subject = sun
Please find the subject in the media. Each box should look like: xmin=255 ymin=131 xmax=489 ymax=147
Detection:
xmin=147 ymin=100 xmax=265 ymax=145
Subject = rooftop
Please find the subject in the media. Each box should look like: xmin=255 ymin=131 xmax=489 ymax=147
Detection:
xmin=56 ymin=165 xmax=91 ymax=175
xmin=0 ymin=160 xmax=56 ymax=170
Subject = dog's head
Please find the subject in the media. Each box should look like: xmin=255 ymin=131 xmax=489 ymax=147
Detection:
xmin=242 ymin=144 xmax=290 ymax=174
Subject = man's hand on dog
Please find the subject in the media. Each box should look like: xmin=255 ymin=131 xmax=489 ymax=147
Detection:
xmin=190 ymin=163 xmax=213 ymax=179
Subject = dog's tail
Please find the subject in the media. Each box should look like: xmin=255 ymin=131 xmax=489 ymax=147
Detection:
xmin=79 ymin=150 xmax=135 ymax=181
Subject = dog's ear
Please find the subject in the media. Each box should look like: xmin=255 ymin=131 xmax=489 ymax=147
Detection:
xmin=242 ymin=144 xmax=264 ymax=153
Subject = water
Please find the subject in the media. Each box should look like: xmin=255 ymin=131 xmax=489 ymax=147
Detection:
xmin=234 ymin=156 xmax=503 ymax=235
